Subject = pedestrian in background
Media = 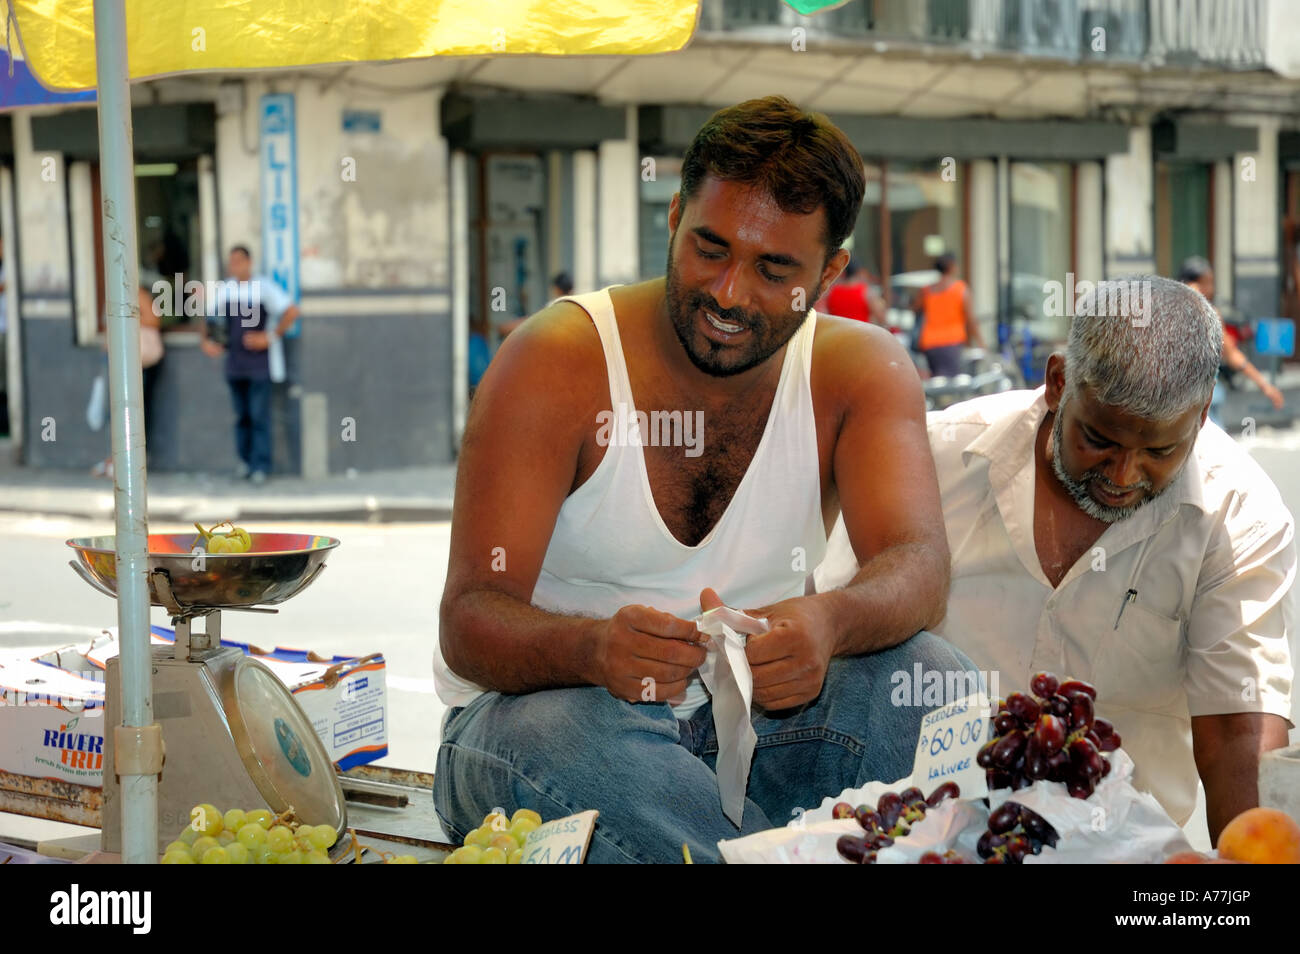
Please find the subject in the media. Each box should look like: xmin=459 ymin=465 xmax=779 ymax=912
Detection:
xmin=499 ymin=270 xmax=576 ymax=339
xmin=199 ymin=245 xmax=300 ymax=485
xmin=821 ymin=258 xmax=874 ymax=324
xmin=550 ymin=271 xmax=574 ymax=302
xmin=1179 ymin=256 xmax=1283 ymax=427
xmin=913 ymin=252 xmax=983 ymax=378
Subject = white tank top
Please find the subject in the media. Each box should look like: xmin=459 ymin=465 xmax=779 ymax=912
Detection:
xmin=434 ymin=287 xmax=828 ymax=717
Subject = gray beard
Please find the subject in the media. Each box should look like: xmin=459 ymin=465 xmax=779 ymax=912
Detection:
xmin=1049 ymin=408 xmax=1173 ymax=524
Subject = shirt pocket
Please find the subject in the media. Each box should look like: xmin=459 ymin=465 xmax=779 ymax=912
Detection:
xmin=1096 ymin=601 xmax=1186 ymax=710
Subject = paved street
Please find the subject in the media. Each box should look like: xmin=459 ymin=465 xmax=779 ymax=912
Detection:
xmin=0 ymin=515 xmax=451 ymax=773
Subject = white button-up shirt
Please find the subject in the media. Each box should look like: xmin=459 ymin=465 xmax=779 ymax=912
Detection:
xmin=815 ymin=387 xmax=1295 ymax=825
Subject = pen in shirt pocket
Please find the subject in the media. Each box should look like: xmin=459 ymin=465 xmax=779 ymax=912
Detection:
xmin=1113 ymin=588 xmax=1138 ymax=630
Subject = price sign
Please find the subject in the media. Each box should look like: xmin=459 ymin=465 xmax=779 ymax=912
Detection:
xmin=913 ymin=693 xmax=989 ymax=800
xmin=521 ymin=810 xmax=599 ymax=864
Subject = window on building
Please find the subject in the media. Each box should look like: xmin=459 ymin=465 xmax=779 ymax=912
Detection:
xmin=470 ymin=153 xmax=548 ymax=338
xmin=886 ymin=160 xmax=964 ymax=278
xmin=1010 ymin=160 xmax=1073 ymax=339
xmin=846 ymin=161 xmax=884 ymax=286
xmin=841 ymin=160 xmax=964 ymax=327
xmin=1154 ymin=161 xmax=1212 ymax=281
xmin=89 ymin=158 xmax=203 ymax=333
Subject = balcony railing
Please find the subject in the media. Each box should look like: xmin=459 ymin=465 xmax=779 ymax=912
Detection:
xmin=700 ymin=0 xmax=1268 ymax=71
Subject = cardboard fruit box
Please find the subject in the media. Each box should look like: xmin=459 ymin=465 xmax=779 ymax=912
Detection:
xmin=0 ymin=624 xmax=388 ymax=800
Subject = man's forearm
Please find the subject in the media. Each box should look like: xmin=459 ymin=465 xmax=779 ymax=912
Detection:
xmin=440 ymin=588 xmax=601 ymax=694
xmin=822 ymin=541 xmax=950 ymax=657
xmin=1241 ymin=361 xmax=1273 ymax=394
xmin=1204 ymin=760 xmax=1264 ymax=846
xmin=1195 ymin=712 xmax=1291 ymax=844
xmin=275 ymin=305 xmax=300 ymax=338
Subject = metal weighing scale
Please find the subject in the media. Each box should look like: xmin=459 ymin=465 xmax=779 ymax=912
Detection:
xmin=67 ymin=531 xmax=346 ymax=857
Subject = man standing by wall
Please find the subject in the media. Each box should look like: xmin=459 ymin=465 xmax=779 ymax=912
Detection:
xmin=200 ymin=245 xmax=300 ymax=484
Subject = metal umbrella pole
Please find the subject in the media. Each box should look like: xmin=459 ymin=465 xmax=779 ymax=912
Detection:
xmin=92 ymin=0 xmax=160 ymax=864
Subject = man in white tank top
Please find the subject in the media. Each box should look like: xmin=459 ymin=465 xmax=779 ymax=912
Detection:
xmin=434 ymin=96 xmax=976 ymax=862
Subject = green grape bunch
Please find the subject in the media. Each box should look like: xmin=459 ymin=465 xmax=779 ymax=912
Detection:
xmin=443 ymin=809 xmax=541 ymax=864
xmin=161 ymin=803 xmax=337 ymax=864
xmin=193 ymin=520 xmax=253 ymax=554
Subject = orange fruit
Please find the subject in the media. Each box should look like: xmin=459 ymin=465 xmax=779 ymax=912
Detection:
xmin=1217 ymin=807 xmax=1300 ymax=864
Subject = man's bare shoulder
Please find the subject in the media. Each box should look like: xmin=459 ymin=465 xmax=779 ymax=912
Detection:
xmin=499 ymin=299 xmax=604 ymax=362
xmin=482 ymin=299 xmax=608 ymax=401
xmin=811 ymin=312 xmax=921 ymax=407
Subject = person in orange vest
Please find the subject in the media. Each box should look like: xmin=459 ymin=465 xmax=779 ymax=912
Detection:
xmin=913 ymin=253 xmax=984 ymax=378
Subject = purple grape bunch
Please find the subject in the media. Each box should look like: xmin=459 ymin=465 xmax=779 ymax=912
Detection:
xmin=977 ymin=801 xmax=1059 ymax=864
xmin=834 ymin=781 xmax=961 ymax=864
xmin=976 ymin=672 xmax=1121 ymax=799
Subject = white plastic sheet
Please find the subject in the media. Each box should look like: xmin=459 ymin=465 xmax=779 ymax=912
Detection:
xmin=693 ymin=606 xmax=767 ymax=828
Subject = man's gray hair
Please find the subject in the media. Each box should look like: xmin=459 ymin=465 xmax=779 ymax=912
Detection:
xmin=1063 ymin=275 xmax=1221 ymax=421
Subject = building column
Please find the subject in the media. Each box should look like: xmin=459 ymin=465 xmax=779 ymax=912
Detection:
xmin=996 ymin=156 xmax=1010 ymax=328
xmin=596 ymin=106 xmax=639 ymax=288
xmin=1 ymin=166 xmax=22 ymax=453
xmin=450 ymin=149 xmax=470 ymax=448
xmin=546 ymin=151 xmax=565 ymax=285
xmin=1105 ymin=125 xmax=1155 ymax=277
xmin=573 ymin=150 xmax=597 ymax=295
xmin=1233 ymin=117 xmax=1280 ymax=318
xmin=1212 ymin=158 xmax=1234 ymax=304
xmin=67 ymin=161 xmax=96 ymax=344
xmin=1075 ymin=161 xmax=1104 ymax=283
xmin=13 ymin=113 xmax=72 ymax=300
xmin=968 ymin=159 xmax=998 ymax=341
xmin=12 ymin=113 xmax=79 ymax=467
xmin=198 ymin=154 xmax=220 ymax=286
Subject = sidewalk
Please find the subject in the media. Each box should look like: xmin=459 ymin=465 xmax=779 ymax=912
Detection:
xmin=0 ymin=445 xmax=457 ymax=523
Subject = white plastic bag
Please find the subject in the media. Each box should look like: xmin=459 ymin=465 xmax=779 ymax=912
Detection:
xmin=718 ymin=790 xmax=985 ymax=864
xmin=693 ymin=606 xmax=767 ymax=827
xmin=719 ymin=748 xmax=1192 ymax=864
xmin=86 ymin=374 xmax=107 ymax=432
xmin=992 ymin=750 xmax=1195 ymax=864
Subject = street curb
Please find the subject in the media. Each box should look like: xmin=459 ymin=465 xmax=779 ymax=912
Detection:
xmin=0 ymin=499 xmax=454 ymax=524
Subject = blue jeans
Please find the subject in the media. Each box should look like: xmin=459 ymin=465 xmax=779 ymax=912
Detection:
xmin=433 ymin=631 xmax=977 ymax=863
xmin=227 ymin=377 xmax=273 ymax=474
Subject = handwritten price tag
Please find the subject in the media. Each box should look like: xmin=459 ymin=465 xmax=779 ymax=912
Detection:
xmin=913 ymin=693 xmax=989 ymax=800
xmin=521 ymin=810 xmax=599 ymax=864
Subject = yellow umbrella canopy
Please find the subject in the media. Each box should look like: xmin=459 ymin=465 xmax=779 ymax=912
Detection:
xmin=10 ymin=0 xmax=702 ymax=90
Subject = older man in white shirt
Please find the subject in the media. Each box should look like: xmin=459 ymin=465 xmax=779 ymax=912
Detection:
xmin=816 ymin=276 xmax=1294 ymax=842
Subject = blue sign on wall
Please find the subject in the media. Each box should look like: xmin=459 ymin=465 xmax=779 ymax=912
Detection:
xmin=259 ymin=93 xmax=301 ymax=338
xmin=342 ymin=109 xmax=381 ymax=134
xmin=1255 ymin=318 xmax=1295 ymax=357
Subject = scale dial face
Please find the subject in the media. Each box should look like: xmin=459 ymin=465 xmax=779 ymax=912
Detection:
xmin=224 ymin=656 xmax=347 ymax=837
